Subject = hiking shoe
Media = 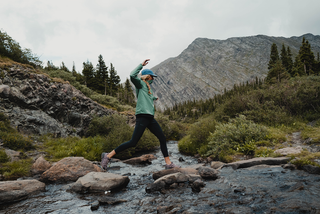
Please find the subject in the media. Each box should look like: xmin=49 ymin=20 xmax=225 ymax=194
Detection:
xmin=165 ymin=162 xmax=181 ymax=169
xmin=101 ymin=152 xmax=111 ymax=170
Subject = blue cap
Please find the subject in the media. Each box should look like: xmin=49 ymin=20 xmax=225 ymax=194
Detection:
xmin=141 ymin=69 xmax=157 ymax=77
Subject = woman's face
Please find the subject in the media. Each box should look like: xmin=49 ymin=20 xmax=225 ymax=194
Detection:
xmin=147 ymin=75 xmax=154 ymax=80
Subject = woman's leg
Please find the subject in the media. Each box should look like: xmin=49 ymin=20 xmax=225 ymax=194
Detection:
xmin=112 ymin=116 xmax=149 ymax=156
xmin=147 ymin=118 xmax=171 ymax=165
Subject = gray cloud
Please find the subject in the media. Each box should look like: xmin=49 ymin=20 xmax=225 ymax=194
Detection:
xmin=1 ymin=0 xmax=320 ymax=81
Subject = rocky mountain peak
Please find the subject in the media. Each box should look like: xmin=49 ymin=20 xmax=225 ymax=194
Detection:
xmin=150 ymin=34 xmax=320 ymax=111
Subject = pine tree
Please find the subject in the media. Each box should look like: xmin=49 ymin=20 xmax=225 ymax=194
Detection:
xmin=124 ymin=78 xmax=135 ymax=105
xmin=109 ymin=63 xmax=120 ymax=96
xmin=82 ymin=60 xmax=95 ymax=88
xmin=60 ymin=62 xmax=70 ymax=72
xmin=96 ymin=54 xmax=109 ymax=94
xmin=280 ymin=44 xmax=288 ymax=70
xmin=268 ymin=43 xmax=279 ymax=70
xmin=298 ymin=37 xmax=315 ymax=75
xmin=286 ymin=47 xmax=293 ymax=76
xmin=266 ymin=60 xmax=290 ymax=84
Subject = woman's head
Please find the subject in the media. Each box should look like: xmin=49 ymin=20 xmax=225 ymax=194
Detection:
xmin=141 ymin=69 xmax=157 ymax=78
xmin=141 ymin=74 xmax=154 ymax=94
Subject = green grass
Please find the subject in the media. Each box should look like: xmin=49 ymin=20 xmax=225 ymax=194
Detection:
xmin=0 ymin=159 xmax=33 ymax=180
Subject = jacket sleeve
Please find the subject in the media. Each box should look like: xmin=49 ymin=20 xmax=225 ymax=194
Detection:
xmin=130 ymin=64 xmax=143 ymax=89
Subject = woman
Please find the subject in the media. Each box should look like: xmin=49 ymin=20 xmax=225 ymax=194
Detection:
xmin=101 ymin=59 xmax=180 ymax=170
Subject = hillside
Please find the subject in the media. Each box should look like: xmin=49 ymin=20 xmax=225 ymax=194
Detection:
xmin=151 ymin=33 xmax=320 ymax=110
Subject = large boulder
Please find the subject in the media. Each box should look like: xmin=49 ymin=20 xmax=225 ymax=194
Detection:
xmin=31 ymin=156 xmax=52 ymax=175
xmin=152 ymin=167 xmax=198 ymax=180
xmin=224 ymin=157 xmax=290 ymax=170
xmin=122 ymin=154 xmax=157 ymax=165
xmin=198 ymin=167 xmax=219 ymax=180
xmin=40 ymin=157 xmax=102 ymax=183
xmin=68 ymin=172 xmax=130 ymax=193
xmin=0 ymin=179 xmax=45 ymax=205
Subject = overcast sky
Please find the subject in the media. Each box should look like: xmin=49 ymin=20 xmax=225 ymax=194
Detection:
xmin=1 ymin=0 xmax=320 ymax=81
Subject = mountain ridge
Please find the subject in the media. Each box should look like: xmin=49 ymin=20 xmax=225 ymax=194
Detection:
xmin=150 ymin=33 xmax=320 ymax=111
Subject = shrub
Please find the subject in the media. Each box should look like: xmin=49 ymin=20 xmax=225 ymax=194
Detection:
xmin=0 ymin=149 xmax=10 ymax=163
xmin=45 ymin=136 xmax=104 ymax=161
xmin=86 ymin=114 xmax=128 ymax=137
xmin=0 ymin=159 xmax=33 ymax=180
xmin=178 ymin=135 xmax=197 ymax=155
xmin=0 ymin=132 xmax=34 ymax=151
xmin=178 ymin=116 xmax=216 ymax=155
xmin=206 ymin=115 xmax=269 ymax=158
xmin=156 ymin=114 xmax=188 ymax=140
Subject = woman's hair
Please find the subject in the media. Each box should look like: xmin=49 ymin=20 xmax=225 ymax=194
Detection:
xmin=141 ymin=75 xmax=152 ymax=94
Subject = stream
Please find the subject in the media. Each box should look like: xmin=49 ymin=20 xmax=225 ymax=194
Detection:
xmin=1 ymin=141 xmax=320 ymax=214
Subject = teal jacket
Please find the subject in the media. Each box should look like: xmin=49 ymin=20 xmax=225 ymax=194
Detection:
xmin=130 ymin=64 xmax=158 ymax=116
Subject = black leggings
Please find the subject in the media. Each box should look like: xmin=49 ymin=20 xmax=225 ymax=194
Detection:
xmin=114 ymin=115 xmax=169 ymax=157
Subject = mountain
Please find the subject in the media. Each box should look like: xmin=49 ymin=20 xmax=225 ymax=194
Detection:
xmin=150 ymin=33 xmax=320 ymax=111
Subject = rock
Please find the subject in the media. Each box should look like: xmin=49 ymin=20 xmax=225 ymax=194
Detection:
xmin=68 ymin=172 xmax=129 ymax=193
xmin=40 ymin=157 xmax=102 ymax=183
xmin=224 ymin=157 xmax=290 ymax=170
xmin=31 ymin=156 xmax=52 ymax=175
xmin=211 ymin=161 xmax=225 ymax=169
xmin=178 ymin=157 xmax=185 ymax=162
xmin=122 ymin=154 xmax=157 ymax=165
xmin=152 ymin=167 xmax=198 ymax=180
xmin=0 ymin=65 xmax=115 ymax=137
xmin=0 ymin=179 xmax=45 ymax=205
xmin=223 ymin=206 xmax=253 ymax=214
xmin=198 ymin=167 xmax=219 ymax=180
xmin=98 ymin=196 xmax=127 ymax=205
xmin=146 ymin=180 xmax=166 ymax=193
xmin=154 ymin=172 xmax=189 ymax=185
xmin=157 ymin=206 xmax=175 ymax=214
xmin=191 ymin=179 xmax=205 ymax=192
xmin=288 ymin=182 xmax=304 ymax=192
xmin=4 ymin=149 xmax=22 ymax=162
xmin=90 ymin=200 xmax=99 ymax=211
xmin=282 ymin=163 xmax=297 ymax=170
xmin=274 ymin=146 xmax=303 ymax=155
xmin=302 ymin=165 xmax=320 ymax=175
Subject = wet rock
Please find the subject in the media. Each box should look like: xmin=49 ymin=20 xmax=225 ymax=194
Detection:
xmin=282 ymin=163 xmax=297 ymax=170
xmin=153 ymin=167 xmax=198 ymax=180
xmin=68 ymin=172 xmax=129 ymax=193
xmin=157 ymin=205 xmax=174 ymax=214
xmin=146 ymin=180 xmax=166 ymax=193
xmin=223 ymin=206 xmax=253 ymax=214
xmin=40 ymin=157 xmax=102 ymax=183
xmin=31 ymin=156 xmax=52 ymax=175
xmin=90 ymin=200 xmax=99 ymax=211
xmin=0 ymin=179 xmax=45 ymax=205
xmin=178 ymin=157 xmax=185 ymax=162
xmin=191 ymin=179 xmax=205 ymax=192
xmin=224 ymin=157 xmax=290 ymax=170
xmin=274 ymin=146 xmax=303 ymax=155
xmin=198 ymin=167 xmax=219 ymax=180
xmin=122 ymin=154 xmax=157 ymax=165
xmin=197 ymin=157 xmax=205 ymax=163
xmin=98 ymin=196 xmax=127 ymax=205
xmin=188 ymin=174 xmax=202 ymax=183
xmin=211 ymin=161 xmax=225 ymax=169
xmin=154 ymin=172 xmax=189 ymax=185
xmin=288 ymin=182 xmax=304 ymax=192
xmin=302 ymin=165 xmax=320 ymax=175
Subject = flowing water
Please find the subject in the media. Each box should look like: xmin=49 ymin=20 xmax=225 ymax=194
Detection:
xmin=1 ymin=141 xmax=320 ymax=214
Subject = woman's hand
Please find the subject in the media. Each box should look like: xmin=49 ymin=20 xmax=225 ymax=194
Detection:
xmin=142 ymin=59 xmax=150 ymax=66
